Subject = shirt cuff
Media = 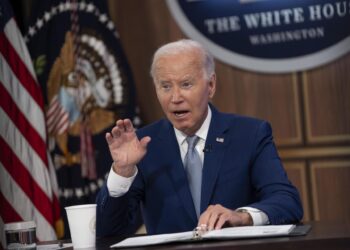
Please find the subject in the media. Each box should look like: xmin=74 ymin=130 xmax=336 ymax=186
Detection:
xmin=106 ymin=164 xmax=138 ymax=197
xmin=236 ymin=207 xmax=270 ymax=226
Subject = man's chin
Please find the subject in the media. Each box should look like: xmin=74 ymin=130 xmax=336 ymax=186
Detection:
xmin=174 ymin=124 xmax=196 ymax=136
xmin=172 ymin=123 xmax=188 ymax=133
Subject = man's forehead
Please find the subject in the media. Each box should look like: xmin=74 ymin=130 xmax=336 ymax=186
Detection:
xmin=157 ymin=73 xmax=195 ymax=82
xmin=155 ymin=57 xmax=202 ymax=74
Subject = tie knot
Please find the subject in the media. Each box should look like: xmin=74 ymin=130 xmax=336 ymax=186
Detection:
xmin=186 ymin=136 xmax=199 ymax=149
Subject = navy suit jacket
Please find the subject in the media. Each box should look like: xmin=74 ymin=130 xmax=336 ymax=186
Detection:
xmin=96 ymin=106 xmax=303 ymax=237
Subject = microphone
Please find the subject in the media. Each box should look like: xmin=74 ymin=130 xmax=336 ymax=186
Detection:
xmin=203 ymin=144 xmax=212 ymax=153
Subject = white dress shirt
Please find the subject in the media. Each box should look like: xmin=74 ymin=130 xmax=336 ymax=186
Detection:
xmin=107 ymin=106 xmax=269 ymax=225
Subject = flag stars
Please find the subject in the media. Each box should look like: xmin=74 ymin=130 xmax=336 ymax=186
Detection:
xmin=28 ymin=26 xmax=36 ymax=36
xmin=88 ymin=36 xmax=97 ymax=46
xmin=44 ymin=12 xmax=51 ymax=21
xmin=62 ymin=188 xmax=74 ymax=198
xmin=36 ymin=18 xmax=44 ymax=29
xmin=81 ymin=34 xmax=88 ymax=43
xmin=97 ymin=179 xmax=104 ymax=188
xmin=99 ymin=14 xmax=107 ymax=23
xmin=79 ymin=2 xmax=87 ymax=11
xmin=86 ymin=3 xmax=95 ymax=12
xmin=133 ymin=116 xmax=141 ymax=127
xmin=90 ymin=182 xmax=97 ymax=192
xmin=58 ymin=179 xmax=105 ymax=199
xmin=107 ymin=21 xmax=114 ymax=30
xmin=75 ymin=188 xmax=84 ymax=198
xmin=58 ymin=3 xmax=65 ymax=12
xmin=65 ymin=1 xmax=71 ymax=11
xmin=51 ymin=6 xmax=57 ymax=15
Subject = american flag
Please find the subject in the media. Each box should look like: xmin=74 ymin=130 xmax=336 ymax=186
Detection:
xmin=0 ymin=0 xmax=61 ymax=246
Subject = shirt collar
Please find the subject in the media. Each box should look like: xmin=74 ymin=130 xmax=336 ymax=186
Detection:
xmin=174 ymin=105 xmax=212 ymax=145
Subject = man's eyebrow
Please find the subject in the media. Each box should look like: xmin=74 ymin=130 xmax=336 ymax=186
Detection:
xmin=158 ymin=80 xmax=171 ymax=85
xmin=180 ymin=75 xmax=194 ymax=82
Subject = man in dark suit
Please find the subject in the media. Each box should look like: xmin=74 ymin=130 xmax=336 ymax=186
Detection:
xmin=96 ymin=39 xmax=303 ymax=237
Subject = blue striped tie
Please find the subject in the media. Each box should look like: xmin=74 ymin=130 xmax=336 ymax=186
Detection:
xmin=184 ymin=136 xmax=202 ymax=218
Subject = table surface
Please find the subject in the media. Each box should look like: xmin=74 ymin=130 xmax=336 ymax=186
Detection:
xmin=39 ymin=221 xmax=350 ymax=250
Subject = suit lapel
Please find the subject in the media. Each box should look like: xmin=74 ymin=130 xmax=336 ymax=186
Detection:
xmin=157 ymin=121 xmax=198 ymax=224
xmin=201 ymin=107 xmax=231 ymax=213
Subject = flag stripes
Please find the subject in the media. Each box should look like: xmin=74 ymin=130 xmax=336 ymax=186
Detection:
xmin=0 ymin=162 xmax=56 ymax=240
xmin=0 ymin=83 xmax=48 ymax=168
xmin=0 ymin=0 xmax=60 ymax=244
xmin=0 ymin=35 xmax=46 ymax=140
xmin=0 ymin=108 xmax=52 ymax=199
xmin=0 ymin=137 xmax=54 ymax=225
xmin=0 ymin=192 xmax=22 ymax=223
xmin=46 ymin=96 xmax=70 ymax=135
xmin=0 ymin=27 xmax=44 ymax=110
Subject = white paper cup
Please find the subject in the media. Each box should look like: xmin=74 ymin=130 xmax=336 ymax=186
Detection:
xmin=65 ymin=204 xmax=96 ymax=249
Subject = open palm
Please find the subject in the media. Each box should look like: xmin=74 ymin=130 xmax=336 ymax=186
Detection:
xmin=106 ymin=119 xmax=151 ymax=176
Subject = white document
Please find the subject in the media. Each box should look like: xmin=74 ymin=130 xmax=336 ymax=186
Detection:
xmin=37 ymin=243 xmax=73 ymax=249
xmin=111 ymin=224 xmax=296 ymax=248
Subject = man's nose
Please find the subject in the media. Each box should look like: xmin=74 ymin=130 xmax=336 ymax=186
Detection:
xmin=171 ymin=87 xmax=183 ymax=103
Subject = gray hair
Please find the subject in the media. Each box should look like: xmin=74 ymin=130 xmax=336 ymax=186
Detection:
xmin=150 ymin=39 xmax=215 ymax=80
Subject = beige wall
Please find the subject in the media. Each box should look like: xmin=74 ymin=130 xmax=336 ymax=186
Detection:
xmin=108 ymin=0 xmax=350 ymax=223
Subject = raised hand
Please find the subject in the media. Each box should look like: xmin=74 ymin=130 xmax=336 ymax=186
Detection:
xmin=106 ymin=119 xmax=151 ymax=177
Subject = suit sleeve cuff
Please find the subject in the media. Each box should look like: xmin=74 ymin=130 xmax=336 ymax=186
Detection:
xmin=106 ymin=164 xmax=138 ymax=197
xmin=236 ymin=207 xmax=269 ymax=226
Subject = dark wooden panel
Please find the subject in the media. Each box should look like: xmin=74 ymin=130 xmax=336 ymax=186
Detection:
xmin=284 ymin=161 xmax=310 ymax=221
xmin=214 ymin=67 xmax=302 ymax=146
xmin=279 ymin=146 xmax=350 ymax=160
xmin=310 ymin=160 xmax=350 ymax=223
xmin=108 ymin=0 xmax=175 ymax=123
xmin=303 ymin=53 xmax=350 ymax=144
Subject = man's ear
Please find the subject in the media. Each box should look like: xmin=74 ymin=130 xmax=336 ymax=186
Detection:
xmin=208 ymin=73 xmax=216 ymax=98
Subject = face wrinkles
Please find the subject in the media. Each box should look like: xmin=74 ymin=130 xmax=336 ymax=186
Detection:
xmin=153 ymin=50 xmax=216 ymax=136
xmin=155 ymin=59 xmax=198 ymax=85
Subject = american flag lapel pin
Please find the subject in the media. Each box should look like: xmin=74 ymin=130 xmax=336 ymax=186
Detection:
xmin=216 ymin=137 xmax=224 ymax=143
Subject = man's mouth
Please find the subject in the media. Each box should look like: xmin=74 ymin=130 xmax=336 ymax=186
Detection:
xmin=173 ymin=110 xmax=189 ymax=117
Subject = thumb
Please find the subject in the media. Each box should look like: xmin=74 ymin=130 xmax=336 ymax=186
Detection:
xmin=139 ymin=136 xmax=151 ymax=149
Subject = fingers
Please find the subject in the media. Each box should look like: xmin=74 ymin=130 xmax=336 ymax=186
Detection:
xmin=206 ymin=205 xmax=223 ymax=230
xmin=106 ymin=119 xmax=150 ymax=152
xmin=198 ymin=205 xmax=222 ymax=230
xmin=215 ymin=213 xmax=229 ymax=230
xmin=118 ymin=119 xmax=135 ymax=132
xmin=111 ymin=126 xmax=121 ymax=139
xmin=199 ymin=205 xmax=241 ymax=230
xmin=207 ymin=213 xmax=220 ymax=230
xmin=105 ymin=132 xmax=113 ymax=144
xmin=140 ymin=136 xmax=151 ymax=149
xmin=116 ymin=119 xmax=126 ymax=132
xmin=124 ymin=119 xmax=134 ymax=132
xmin=108 ymin=119 xmax=135 ymax=140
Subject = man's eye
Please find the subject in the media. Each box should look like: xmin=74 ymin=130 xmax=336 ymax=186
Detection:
xmin=161 ymin=84 xmax=171 ymax=91
xmin=181 ymin=82 xmax=192 ymax=89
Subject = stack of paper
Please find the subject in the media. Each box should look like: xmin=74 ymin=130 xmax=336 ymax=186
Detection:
xmin=111 ymin=224 xmax=296 ymax=248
